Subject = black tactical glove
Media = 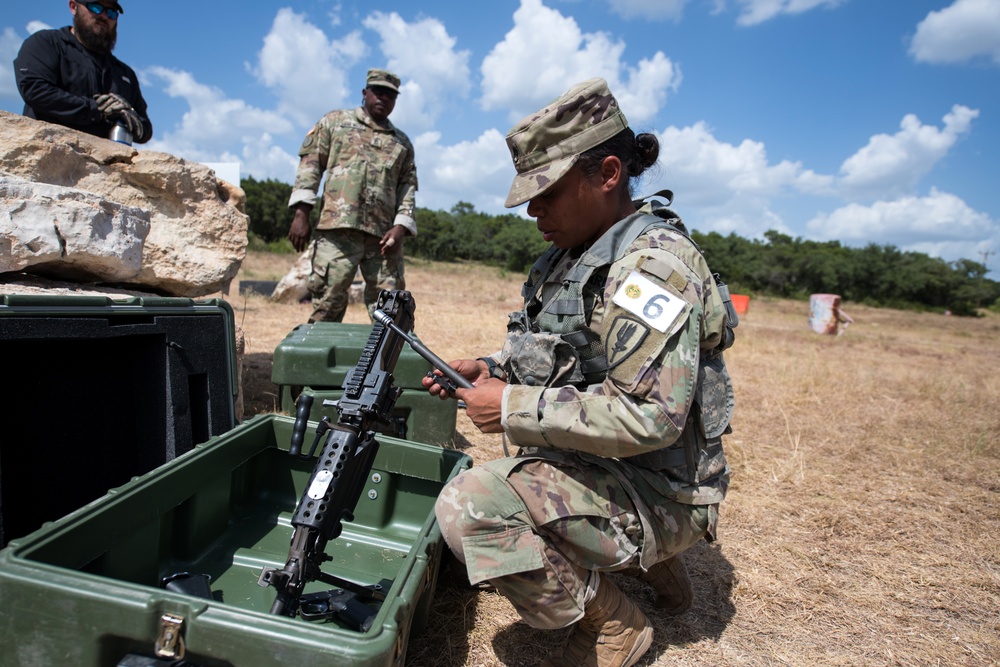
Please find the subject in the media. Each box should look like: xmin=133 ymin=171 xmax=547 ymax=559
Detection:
xmin=94 ymin=93 xmax=144 ymax=142
xmin=94 ymin=92 xmax=131 ymax=117
xmin=117 ymin=107 xmax=144 ymax=141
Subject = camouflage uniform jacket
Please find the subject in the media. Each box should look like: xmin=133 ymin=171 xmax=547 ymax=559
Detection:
xmin=289 ymin=106 xmax=418 ymax=237
xmin=497 ymin=206 xmax=733 ymax=510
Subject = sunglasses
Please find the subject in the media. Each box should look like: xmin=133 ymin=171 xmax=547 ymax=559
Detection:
xmin=82 ymin=2 xmax=120 ymax=20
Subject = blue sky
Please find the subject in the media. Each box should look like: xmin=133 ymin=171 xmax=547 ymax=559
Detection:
xmin=3 ymin=0 xmax=999 ymax=275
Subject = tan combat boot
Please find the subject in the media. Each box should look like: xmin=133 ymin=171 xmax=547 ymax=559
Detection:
xmin=634 ymin=556 xmax=693 ymax=616
xmin=540 ymin=576 xmax=653 ymax=667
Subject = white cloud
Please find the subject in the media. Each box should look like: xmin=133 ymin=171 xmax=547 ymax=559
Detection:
xmin=249 ymin=8 xmax=368 ymax=128
xmin=414 ymin=129 xmax=513 ymax=213
xmin=1 ymin=28 xmax=21 ymax=100
xmin=641 ymin=107 xmax=991 ymax=261
xmin=606 ymin=0 xmax=689 ymax=22
xmin=236 ymin=132 xmax=301 ymax=182
xmin=698 ymin=207 xmax=792 ymax=238
xmin=906 ymin=238 xmax=998 ymax=271
xmin=653 ymin=121 xmax=832 ymax=207
xmin=615 ymin=53 xmax=682 ymax=126
xmin=480 ymin=0 xmax=679 ymax=123
xmin=607 ymin=0 xmax=846 ymax=25
xmin=632 ymin=106 xmax=995 ymax=271
xmin=732 ymin=0 xmax=845 ymax=27
xmin=327 ymin=4 xmax=343 ymax=28
xmin=361 ymin=11 xmax=472 ymax=132
xmin=806 ymin=189 xmax=998 ymax=264
xmin=142 ymin=66 xmax=297 ymax=179
xmin=26 ymin=21 xmax=50 ymax=34
xmin=836 ymin=105 xmax=978 ymax=201
xmin=909 ymin=0 xmax=1000 ymax=66
xmin=622 ymin=121 xmax=830 ymax=241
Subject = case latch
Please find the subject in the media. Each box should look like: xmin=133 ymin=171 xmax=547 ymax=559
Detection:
xmin=154 ymin=613 xmax=186 ymax=660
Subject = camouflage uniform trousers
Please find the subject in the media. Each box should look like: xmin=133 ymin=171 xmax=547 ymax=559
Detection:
xmin=308 ymin=228 xmax=404 ymax=322
xmin=434 ymin=453 xmax=712 ymax=630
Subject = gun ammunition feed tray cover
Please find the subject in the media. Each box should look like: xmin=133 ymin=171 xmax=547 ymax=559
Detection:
xmin=0 ymin=414 xmax=472 ymax=666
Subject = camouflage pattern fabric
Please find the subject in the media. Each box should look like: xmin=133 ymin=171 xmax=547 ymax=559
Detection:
xmin=308 ymin=229 xmax=404 ymax=322
xmin=290 ymin=106 xmax=417 ymax=237
xmin=504 ymin=78 xmax=629 ymax=208
xmin=436 ymin=222 xmax=731 ymax=628
xmin=366 ymin=68 xmax=400 ymax=92
xmin=435 ymin=452 xmax=713 ymax=629
xmin=500 ymin=220 xmax=731 ymax=506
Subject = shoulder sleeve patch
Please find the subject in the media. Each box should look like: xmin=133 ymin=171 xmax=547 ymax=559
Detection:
xmin=298 ymin=126 xmax=319 ymax=153
xmin=606 ymin=316 xmax=651 ymax=370
xmin=637 ymin=255 xmax=689 ymax=294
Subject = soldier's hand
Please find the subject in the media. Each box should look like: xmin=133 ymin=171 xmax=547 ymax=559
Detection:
xmin=422 ymin=359 xmax=484 ymax=398
xmin=454 ymin=379 xmax=505 ymax=434
xmin=380 ymin=226 xmax=406 ymax=256
xmin=288 ymin=206 xmax=312 ymax=252
xmin=117 ymin=108 xmax=144 ymax=141
xmin=94 ymin=93 xmax=131 ymax=117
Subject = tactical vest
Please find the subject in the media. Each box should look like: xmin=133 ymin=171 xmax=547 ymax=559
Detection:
xmin=504 ymin=195 xmax=737 ymax=486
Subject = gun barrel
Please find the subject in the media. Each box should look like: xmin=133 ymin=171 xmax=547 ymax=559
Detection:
xmin=372 ymin=310 xmax=474 ymax=390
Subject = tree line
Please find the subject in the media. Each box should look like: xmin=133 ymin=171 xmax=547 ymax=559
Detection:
xmin=242 ymin=176 xmax=999 ymax=316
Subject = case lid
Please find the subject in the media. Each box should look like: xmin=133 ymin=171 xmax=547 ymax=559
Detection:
xmin=271 ymin=322 xmax=434 ymax=389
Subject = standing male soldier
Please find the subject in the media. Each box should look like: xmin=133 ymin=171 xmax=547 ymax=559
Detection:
xmin=287 ymin=68 xmax=417 ymax=323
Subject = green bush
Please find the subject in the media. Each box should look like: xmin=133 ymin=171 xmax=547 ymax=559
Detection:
xmin=242 ymin=179 xmax=999 ymax=315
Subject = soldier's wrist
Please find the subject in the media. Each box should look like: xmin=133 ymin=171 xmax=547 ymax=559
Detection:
xmin=477 ymin=357 xmax=503 ymax=379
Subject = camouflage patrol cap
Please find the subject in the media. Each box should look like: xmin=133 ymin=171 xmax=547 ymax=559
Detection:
xmin=366 ymin=68 xmax=401 ymax=93
xmin=504 ymin=78 xmax=628 ymax=208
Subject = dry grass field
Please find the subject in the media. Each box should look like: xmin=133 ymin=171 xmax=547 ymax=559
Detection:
xmin=231 ymin=251 xmax=1000 ymax=667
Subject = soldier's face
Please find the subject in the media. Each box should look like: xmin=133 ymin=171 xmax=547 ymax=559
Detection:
xmin=526 ymin=165 xmax=616 ymax=249
xmin=70 ymin=0 xmax=118 ymax=53
xmin=363 ymin=86 xmax=398 ymax=123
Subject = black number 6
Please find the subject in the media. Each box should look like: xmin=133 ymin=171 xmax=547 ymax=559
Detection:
xmin=643 ymin=294 xmax=671 ymax=319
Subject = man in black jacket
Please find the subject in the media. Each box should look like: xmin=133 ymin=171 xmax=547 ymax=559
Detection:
xmin=13 ymin=1 xmax=152 ymax=143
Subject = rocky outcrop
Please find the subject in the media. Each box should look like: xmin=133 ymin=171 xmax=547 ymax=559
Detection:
xmin=1 ymin=175 xmax=150 ymax=282
xmin=271 ymin=246 xmax=363 ymax=305
xmin=0 ymin=111 xmax=248 ymax=296
xmin=271 ymin=247 xmax=312 ymax=303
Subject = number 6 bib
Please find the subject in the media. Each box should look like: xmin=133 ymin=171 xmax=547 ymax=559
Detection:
xmin=612 ymin=270 xmax=688 ymax=333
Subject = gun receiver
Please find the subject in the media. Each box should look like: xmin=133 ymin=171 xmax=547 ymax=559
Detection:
xmin=259 ymin=289 xmax=416 ymax=626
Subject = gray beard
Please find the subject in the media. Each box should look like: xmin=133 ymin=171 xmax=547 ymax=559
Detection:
xmin=73 ymin=14 xmax=117 ymax=54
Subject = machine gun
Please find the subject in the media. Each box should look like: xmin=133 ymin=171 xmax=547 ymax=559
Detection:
xmin=259 ymin=289 xmax=418 ymax=628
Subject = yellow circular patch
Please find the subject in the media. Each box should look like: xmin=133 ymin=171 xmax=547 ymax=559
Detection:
xmin=625 ymin=284 xmax=641 ymax=299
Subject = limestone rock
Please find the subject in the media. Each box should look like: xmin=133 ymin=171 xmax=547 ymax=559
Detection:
xmin=1 ymin=175 xmax=150 ymax=282
xmin=0 ymin=111 xmax=248 ymax=296
xmin=271 ymin=246 xmax=363 ymax=305
xmin=271 ymin=247 xmax=312 ymax=303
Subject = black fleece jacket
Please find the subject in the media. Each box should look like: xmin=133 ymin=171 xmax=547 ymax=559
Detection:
xmin=14 ymin=26 xmax=153 ymax=143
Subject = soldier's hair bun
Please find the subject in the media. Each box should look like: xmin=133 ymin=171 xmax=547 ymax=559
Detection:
xmin=635 ymin=133 xmax=660 ymax=171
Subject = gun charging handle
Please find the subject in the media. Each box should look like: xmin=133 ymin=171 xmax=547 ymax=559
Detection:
xmin=372 ymin=309 xmax=474 ymax=392
xmin=289 ymin=393 xmax=314 ymax=457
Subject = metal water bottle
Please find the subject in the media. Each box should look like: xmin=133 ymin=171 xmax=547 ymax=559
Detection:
xmin=108 ymin=120 xmax=132 ymax=146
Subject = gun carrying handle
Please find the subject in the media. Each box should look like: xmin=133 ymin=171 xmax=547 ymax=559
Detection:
xmin=289 ymin=393 xmax=314 ymax=457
